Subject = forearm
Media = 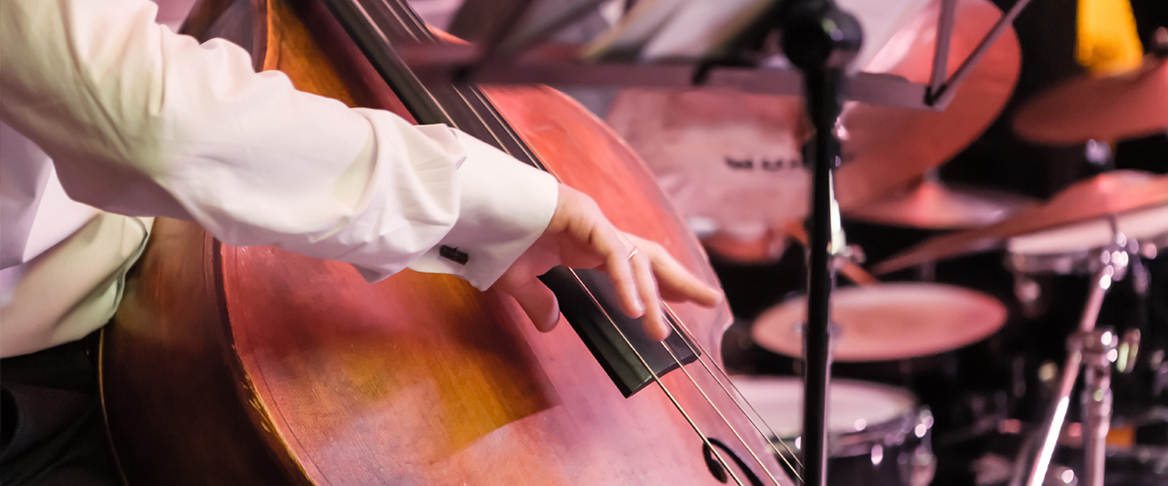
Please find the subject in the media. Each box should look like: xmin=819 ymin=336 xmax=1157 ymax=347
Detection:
xmin=0 ymin=0 xmax=557 ymax=289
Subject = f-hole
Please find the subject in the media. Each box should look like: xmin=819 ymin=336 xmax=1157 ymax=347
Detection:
xmin=702 ymin=437 xmax=766 ymax=486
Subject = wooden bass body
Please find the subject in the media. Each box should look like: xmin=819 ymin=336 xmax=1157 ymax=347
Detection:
xmin=101 ymin=0 xmax=786 ymax=484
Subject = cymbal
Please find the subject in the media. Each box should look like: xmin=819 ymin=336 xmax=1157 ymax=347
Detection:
xmin=603 ymin=0 xmax=1021 ymax=236
xmin=832 ymin=0 xmax=1021 ymax=209
xmin=1013 ymin=58 xmax=1168 ymax=145
xmin=873 ymin=170 xmax=1168 ymax=274
xmin=700 ymin=225 xmax=791 ymax=264
xmin=752 ymin=283 xmax=1006 ymax=362
xmin=844 ymin=177 xmax=1037 ymax=229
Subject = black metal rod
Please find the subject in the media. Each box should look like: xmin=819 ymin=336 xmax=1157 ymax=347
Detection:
xmin=780 ymin=3 xmax=857 ymax=485
xmin=801 ymin=67 xmax=842 ymax=486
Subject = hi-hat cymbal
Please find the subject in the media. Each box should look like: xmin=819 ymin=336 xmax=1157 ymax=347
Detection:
xmin=1013 ymin=58 xmax=1168 ymax=145
xmin=873 ymin=170 xmax=1168 ymax=274
xmin=753 ymin=283 xmax=1006 ymax=362
xmin=603 ymin=0 xmax=1020 ymax=243
xmin=844 ymin=177 xmax=1037 ymax=229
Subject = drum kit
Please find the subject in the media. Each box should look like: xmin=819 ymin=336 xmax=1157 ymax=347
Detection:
xmin=604 ymin=0 xmax=1168 ymax=484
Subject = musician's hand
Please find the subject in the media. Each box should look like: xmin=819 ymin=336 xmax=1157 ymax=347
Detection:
xmin=492 ymin=185 xmax=722 ymax=341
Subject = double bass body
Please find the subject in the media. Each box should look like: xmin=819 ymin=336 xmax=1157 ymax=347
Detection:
xmin=100 ymin=0 xmax=784 ymax=484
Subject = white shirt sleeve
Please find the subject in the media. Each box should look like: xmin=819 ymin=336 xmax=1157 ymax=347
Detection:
xmin=0 ymin=0 xmax=558 ymax=290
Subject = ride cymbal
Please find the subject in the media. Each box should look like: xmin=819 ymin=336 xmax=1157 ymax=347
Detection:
xmin=844 ymin=176 xmax=1037 ymax=229
xmin=873 ymin=170 xmax=1168 ymax=274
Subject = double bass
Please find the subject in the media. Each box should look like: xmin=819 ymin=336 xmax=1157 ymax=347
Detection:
xmin=99 ymin=0 xmax=793 ymax=484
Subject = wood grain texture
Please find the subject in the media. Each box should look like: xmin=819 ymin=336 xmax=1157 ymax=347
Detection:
xmin=101 ymin=218 xmax=311 ymax=486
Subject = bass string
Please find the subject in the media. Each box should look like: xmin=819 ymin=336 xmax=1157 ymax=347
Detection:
xmin=452 ymin=79 xmax=758 ymax=483
xmin=375 ymin=0 xmax=786 ymax=483
xmin=661 ymin=304 xmax=806 ymax=474
xmin=443 ymin=84 xmax=782 ymax=482
xmin=452 ymin=78 xmax=800 ymax=484
xmin=453 ymin=82 xmax=795 ymax=484
xmin=654 ymin=340 xmax=793 ymax=486
xmin=457 ymin=80 xmax=799 ymax=484
xmin=562 ymin=272 xmax=749 ymax=486
xmin=339 ymin=2 xmax=752 ymax=479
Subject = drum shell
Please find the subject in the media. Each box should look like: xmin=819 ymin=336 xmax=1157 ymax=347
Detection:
xmin=733 ymin=377 xmax=936 ymax=486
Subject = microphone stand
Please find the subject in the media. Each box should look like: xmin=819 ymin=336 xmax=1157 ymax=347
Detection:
xmin=778 ymin=2 xmax=861 ymax=486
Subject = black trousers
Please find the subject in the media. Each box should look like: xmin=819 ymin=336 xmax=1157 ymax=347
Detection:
xmin=0 ymin=332 xmax=123 ymax=486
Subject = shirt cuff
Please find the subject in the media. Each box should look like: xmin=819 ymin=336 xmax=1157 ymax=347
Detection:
xmin=402 ymin=129 xmax=558 ymax=290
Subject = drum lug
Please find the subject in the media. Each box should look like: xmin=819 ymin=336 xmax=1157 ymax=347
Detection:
xmin=1116 ymin=329 xmax=1140 ymax=374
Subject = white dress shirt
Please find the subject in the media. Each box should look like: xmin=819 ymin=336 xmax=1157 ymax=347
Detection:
xmin=0 ymin=0 xmax=559 ymax=357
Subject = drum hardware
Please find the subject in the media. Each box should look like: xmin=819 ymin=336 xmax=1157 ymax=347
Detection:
xmin=1117 ymin=329 xmax=1141 ymax=375
xmin=1005 ymin=233 xmax=1156 ymax=277
xmin=833 ymin=244 xmax=867 ymax=273
xmin=994 ymin=418 xmax=1168 ymax=486
xmin=859 ymin=170 xmax=1168 ymax=486
xmin=1083 ymin=140 xmax=1113 ymax=169
xmin=1080 ymin=327 xmax=1119 ymax=486
xmin=1023 ymin=233 xmax=1134 ymax=486
xmin=988 ymin=444 xmax=1081 ymax=486
xmin=1011 ymin=272 xmax=1048 ymax=319
xmin=1153 ymin=350 xmax=1168 ymax=398
xmin=782 ymin=220 xmax=877 ymax=286
xmin=1005 ymin=229 xmax=1153 ymax=319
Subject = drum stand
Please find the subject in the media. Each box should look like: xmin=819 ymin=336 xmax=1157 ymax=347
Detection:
xmin=1023 ymin=230 xmax=1136 ymax=486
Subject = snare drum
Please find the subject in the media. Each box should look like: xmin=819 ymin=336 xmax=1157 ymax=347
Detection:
xmin=732 ymin=376 xmax=936 ymax=486
xmin=1006 ymin=203 xmax=1168 ymax=275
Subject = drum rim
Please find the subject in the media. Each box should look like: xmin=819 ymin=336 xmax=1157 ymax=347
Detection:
xmin=1007 ymin=231 xmax=1168 ymax=275
xmin=729 ymin=375 xmax=932 ymax=457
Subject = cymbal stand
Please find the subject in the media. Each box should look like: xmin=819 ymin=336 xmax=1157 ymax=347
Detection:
xmin=1024 ymin=231 xmax=1131 ymax=486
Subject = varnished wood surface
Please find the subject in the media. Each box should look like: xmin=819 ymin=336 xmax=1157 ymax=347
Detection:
xmin=101 ymin=218 xmax=311 ymax=486
xmin=102 ymin=0 xmax=785 ymax=484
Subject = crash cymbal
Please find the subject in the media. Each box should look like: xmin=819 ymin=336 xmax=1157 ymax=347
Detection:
xmin=1013 ymin=58 xmax=1168 ymax=145
xmin=603 ymin=0 xmax=1020 ymax=239
xmin=753 ymin=283 xmax=1006 ymax=362
xmin=831 ymin=0 xmax=1020 ymax=209
xmin=873 ymin=170 xmax=1168 ymax=274
xmin=844 ymin=176 xmax=1037 ymax=229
